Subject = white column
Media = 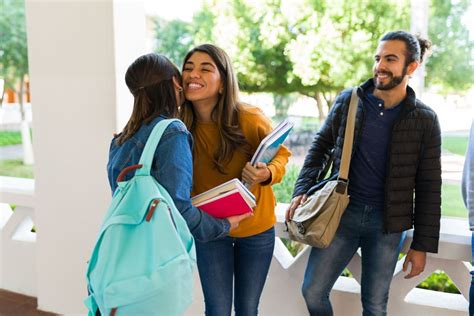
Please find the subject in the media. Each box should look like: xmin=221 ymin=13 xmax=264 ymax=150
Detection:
xmin=410 ymin=0 xmax=429 ymax=97
xmin=24 ymin=0 xmax=145 ymax=313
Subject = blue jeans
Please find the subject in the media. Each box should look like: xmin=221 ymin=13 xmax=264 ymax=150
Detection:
xmin=302 ymin=201 xmax=404 ymax=316
xmin=196 ymin=227 xmax=275 ymax=316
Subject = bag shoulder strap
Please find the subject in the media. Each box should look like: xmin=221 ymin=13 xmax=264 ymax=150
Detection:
xmin=338 ymin=88 xmax=358 ymax=182
xmin=136 ymin=118 xmax=180 ymax=176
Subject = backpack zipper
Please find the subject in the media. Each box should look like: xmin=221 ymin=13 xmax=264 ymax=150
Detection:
xmin=146 ymin=199 xmax=177 ymax=230
xmin=167 ymin=206 xmax=177 ymax=230
xmin=146 ymin=199 xmax=160 ymax=222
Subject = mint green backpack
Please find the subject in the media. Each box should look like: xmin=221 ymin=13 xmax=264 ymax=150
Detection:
xmin=84 ymin=119 xmax=196 ymax=316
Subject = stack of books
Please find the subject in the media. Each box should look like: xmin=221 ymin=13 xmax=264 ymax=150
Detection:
xmin=191 ymin=178 xmax=256 ymax=218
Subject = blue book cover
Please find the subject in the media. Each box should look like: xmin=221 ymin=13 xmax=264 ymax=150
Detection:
xmin=250 ymin=119 xmax=294 ymax=165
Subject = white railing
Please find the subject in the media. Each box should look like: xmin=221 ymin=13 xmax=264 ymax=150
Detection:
xmin=0 ymin=177 xmax=470 ymax=315
xmin=0 ymin=176 xmax=36 ymax=296
xmin=187 ymin=204 xmax=471 ymax=316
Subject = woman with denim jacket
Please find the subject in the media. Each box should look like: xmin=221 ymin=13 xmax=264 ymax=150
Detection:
xmin=180 ymin=44 xmax=291 ymax=315
xmin=107 ymin=53 xmax=251 ymax=243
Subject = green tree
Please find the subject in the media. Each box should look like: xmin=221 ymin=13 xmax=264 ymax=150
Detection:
xmin=0 ymin=0 xmax=34 ymax=165
xmin=200 ymin=0 xmax=410 ymax=119
xmin=284 ymin=0 xmax=410 ymax=118
xmin=427 ymin=0 xmax=474 ymax=93
xmin=154 ymin=0 xmax=473 ymax=119
xmin=154 ymin=18 xmax=193 ymax=66
xmin=154 ymin=3 xmax=217 ymax=67
xmin=0 ymin=0 xmax=29 ymax=113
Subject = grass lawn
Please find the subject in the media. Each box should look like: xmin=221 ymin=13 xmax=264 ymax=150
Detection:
xmin=0 ymin=131 xmax=22 ymax=146
xmin=0 ymin=160 xmax=34 ymax=178
xmin=442 ymin=135 xmax=468 ymax=156
xmin=442 ymin=183 xmax=466 ymax=218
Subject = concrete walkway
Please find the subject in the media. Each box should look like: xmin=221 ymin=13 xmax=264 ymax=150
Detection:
xmin=0 ymin=144 xmax=23 ymax=160
xmin=442 ymin=151 xmax=466 ymax=184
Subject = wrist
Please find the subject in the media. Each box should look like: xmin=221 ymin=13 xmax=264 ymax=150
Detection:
xmin=261 ymin=167 xmax=272 ymax=185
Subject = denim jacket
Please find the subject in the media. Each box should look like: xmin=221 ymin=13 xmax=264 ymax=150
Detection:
xmin=107 ymin=115 xmax=230 ymax=242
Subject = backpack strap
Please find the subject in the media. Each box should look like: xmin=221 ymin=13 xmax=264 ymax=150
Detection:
xmin=135 ymin=118 xmax=180 ymax=176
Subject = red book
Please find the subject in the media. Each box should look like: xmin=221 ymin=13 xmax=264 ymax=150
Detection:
xmin=192 ymin=179 xmax=256 ymax=218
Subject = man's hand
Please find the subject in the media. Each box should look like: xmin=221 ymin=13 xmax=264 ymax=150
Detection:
xmin=403 ymin=249 xmax=426 ymax=279
xmin=285 ymin=194 xmax=307 ymax=221
xmin=227 ymin=212 xmax=253 ymax=232
xmin=242 ymin=162 xmax=271 ymax=187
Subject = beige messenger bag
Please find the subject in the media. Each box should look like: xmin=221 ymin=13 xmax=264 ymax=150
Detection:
xmin=286 ymin=88 xmax=358 ymax=248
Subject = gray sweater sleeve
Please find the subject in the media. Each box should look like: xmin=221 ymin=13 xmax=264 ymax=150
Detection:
xmin=462 ymin=119 xmax=474 ymax=230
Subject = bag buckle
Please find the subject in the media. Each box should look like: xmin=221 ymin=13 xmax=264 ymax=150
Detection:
xmin=296 ymin=222 xmax=306 ymax=234
xmin=336 ymin=179 xmax=348 ymax=194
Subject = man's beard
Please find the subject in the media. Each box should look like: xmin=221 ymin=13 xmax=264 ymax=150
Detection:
xmin=374 ymin=66 xmax=407 ymax=90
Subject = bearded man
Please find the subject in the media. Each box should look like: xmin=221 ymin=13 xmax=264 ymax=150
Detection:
xmin=286 ymin=30 xmax=441 ymax=316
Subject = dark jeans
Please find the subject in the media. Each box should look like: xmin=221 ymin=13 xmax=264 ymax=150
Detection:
xmin=302 ymin=200 xmax=404 ymax=316
xmin=196 ymin=227 xmax=275 ymax=316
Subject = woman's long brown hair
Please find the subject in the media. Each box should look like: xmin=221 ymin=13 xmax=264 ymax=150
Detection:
xmin=180 ymin=44 xmax=250 ymax=173
xmin=117 ymin=53 xmax=181 ymax=145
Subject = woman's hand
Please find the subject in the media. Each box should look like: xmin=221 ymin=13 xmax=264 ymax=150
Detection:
xmin=226 ymin=212 xmax=253 ymax=231
xmin=242 ymin=162 xmax=271 ymax=187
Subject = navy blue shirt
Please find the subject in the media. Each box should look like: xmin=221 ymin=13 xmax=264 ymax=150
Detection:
xmin=348 ymin=90 xmax=402 ymax=207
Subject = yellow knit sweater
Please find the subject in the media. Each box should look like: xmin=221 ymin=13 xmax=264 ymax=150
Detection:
xmin=191 ymin=104 xmax=291 ymax=237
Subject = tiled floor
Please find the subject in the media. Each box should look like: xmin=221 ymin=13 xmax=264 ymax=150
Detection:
xmin=0 ymin=290 xmax=58 ymax=316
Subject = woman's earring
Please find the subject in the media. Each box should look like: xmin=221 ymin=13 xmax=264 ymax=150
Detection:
xmin=178 ymin=87 xmax=183 ymax=92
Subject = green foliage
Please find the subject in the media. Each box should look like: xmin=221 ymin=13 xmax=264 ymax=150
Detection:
xmin=0 ymin=130 xmax=22 ymax=146
xmin=418 ymin=270 xmax=460 ymax=294
xmin=154 ymin=0 xmax=412 ymax=118
xmin=154 ymin=2 xmax=217 ymax=67
xmin=275 ymin=165 xmax=305 ymax=257
xmin=155 ymin=0 xmax=473 ymax=113
xmin=0 ymin=0 xmax=29 ymax=92
xmin=0 ymin=159 xmax=34 ymax=178
xmin=442 ymin=183 xmax=467 ymax=218
xmin=341 ymin=268 xmax=352 ymax=277
xmin=442 ymin=135 xmax=468 ymax=156
xmin=154 ymin=18 xmax=194 ymax=66
xmin=273 ymin=164 xmax=300 ymax=203
xmin=427 ymin=0 xmax=474 ymax=93
xmin=280 ymin=237 xmax=305 ymax=257
xmin=285 ymin=0 xmax=410 ymax=95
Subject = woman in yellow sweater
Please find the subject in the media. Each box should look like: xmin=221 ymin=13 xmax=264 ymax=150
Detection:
xmin=180 ymin=44 xmax=291 ymax=316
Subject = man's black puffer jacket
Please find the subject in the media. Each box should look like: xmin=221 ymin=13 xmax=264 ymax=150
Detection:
xmin=293 ymin=79 xmax=441 ymax=253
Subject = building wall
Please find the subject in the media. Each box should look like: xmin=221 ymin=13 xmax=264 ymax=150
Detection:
xmin=24 ymin=0 xmax=145 ymax=313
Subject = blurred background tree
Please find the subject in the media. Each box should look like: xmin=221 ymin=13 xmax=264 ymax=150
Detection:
xmin=427 ymin=0 xmax=474 ymax=93
xmin=155 ymin=0 xmax=473 ymax=120
xmin=0 ymin=0 xmax=34 ymax=165
xmin=0 ymin=0 xmax=29 ymax=114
